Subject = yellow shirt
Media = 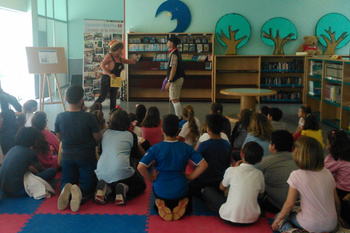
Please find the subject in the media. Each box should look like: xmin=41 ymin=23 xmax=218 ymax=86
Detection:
xmin=301 ymin=129 xmax=325 ymax=148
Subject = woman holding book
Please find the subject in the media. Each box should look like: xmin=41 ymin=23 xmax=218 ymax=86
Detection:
xmin=165 ymin=35 xmax=185 ymax=119
xmin=94 ymin=40 xmax=138 ymax=111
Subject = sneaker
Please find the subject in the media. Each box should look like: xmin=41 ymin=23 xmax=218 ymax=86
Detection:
xmin=115 ymin=183 xmax=128 ymax=206
xmin=70 ymin=184 xmax=82 ymax=212
xmin=172 ymin=197 xmax=189 ymax=220
xmin=95 ymin=180 xmax=108 ymax=205
xmin=155 ymin=199 xmax=172 ymax=221
xmin=57 ymin=183 xmax=72 ymax=210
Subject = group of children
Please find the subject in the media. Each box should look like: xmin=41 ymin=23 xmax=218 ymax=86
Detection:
xmin=0 ymin=85 xmax=350 ymax=233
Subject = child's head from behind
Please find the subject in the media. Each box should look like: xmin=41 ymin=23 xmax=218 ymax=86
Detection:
xmin=298 ymin=105 xmax=312 ymax=118
xmin=135 ymin=104 xmax=147 ymax=126
xmin=206 ymin=114 xmax=223 ymax=135
xmin=109 ymin=109 xmax=130 ymax=131
xmin=23 ymin=100 xmax=38 ymax=113
xmin=242 ymin=141 xmax=264 ymax=164
xmin=182 ymin=105 xmax=199 ymax=142
xmin=259 ymin=106 xmax=270 ymax=116
xmin=142 ymin=106 xmax=160 ymax=128
xmin=211 ymin=103 xmax=223 ymax=115
xmin=182 ymin=105 xmax=195 ymax=119
xmin=66 ymin=85 xmax=84 ymax=105
xmin=15 ymin=127 xmax=48 ymax=152
xmin=270 ymin=130 xmax=294 ymax=153
xmin=89 ymin=102 xmax=102 ymax=113
xmin=239 ymin=108 xmax=253 ymax=130
xmin=31 ymin=111 xmax=47 ymax=131
xmin=326 ymin=129 xmax=350 ymax=162
xmin=162 ymin=114 xmax=179 ymax=137
xmin=92 ymin=110 xmax=105 ymax=130
xmin=293 ymin=136 xmax=324 ymax=171
xmin=303 ymin=114 xmax=319 ymax=131
xmin=267 ymin=107 xmax=283 ymax=122
xmin=249 ymin=112 xmax=273 ymax=140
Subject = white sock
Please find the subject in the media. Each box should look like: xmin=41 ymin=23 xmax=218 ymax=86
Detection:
xmin=172 ymin=102 xmax=181 ymax=119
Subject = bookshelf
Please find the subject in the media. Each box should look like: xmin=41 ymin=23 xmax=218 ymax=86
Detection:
xmin=305 ymin=58 xmax=350 ymax=134
xmin=260 ymin=56 xmax=304 ymax=103
xmin=213 ymin=56 xmax=260 ymax=102
xmin=127 ymin=33 xmax=214 ymax=101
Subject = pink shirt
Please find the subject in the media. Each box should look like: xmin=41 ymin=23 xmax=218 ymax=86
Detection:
xmin=325 ymin=154 xmax=350 ymax=192
xmin=142 ymin=124 xmax=162 ymax=146
xmin=37 ymin=130 xmax=60 ymax=169
xmin=288 ymin=168 xmax=337 ymax=232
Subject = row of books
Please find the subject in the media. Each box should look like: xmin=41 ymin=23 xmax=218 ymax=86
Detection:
xmin=152 ymin=54 xmax=211 ymax=62
xmin=160 ymin=62 xmax=169 ymax=70
xmin=178 ymin=43 xmax=210 ymax=53
xmin=308 ymin=81 xmax=322 ymax=96
xmin=129 ymin=36 xmax=168 ymax=44
xmin=310 ymin=60 xmax=323 ymax=76
xmin=261 ymin=91 xmax=302 ymax=101
xmin=176 ymin=35 xmax=212 ymax=44
xmin=261 ymin=61 xmax=304 ymax=72
xmin=129 ymin=44 xmax=168 ymax=51
xmin=261 ymin=77 xmax=302 ymax=86
xmin=325 ymin=63 xmax=343 ymax=80
xmin=324 ymin=84 xmax=341 ymax=103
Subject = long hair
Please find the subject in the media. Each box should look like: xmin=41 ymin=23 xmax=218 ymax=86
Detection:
xmin=182 ymin=105 xmax=199 ymax=142
xmin=141 ymin=106 xmax=160 ymax=128
xmin=327 ymin=129 xmax=350 ymax=161
xmin=135 ymin=104 xmax=147 ymax=127
xmin=248 ymin=112 xmax=273 ymax=141
xmin=239 ymin=109 xmax=253 ymax=130
xmin=303 ymin=114 xmax=320 ymax=131
xmin=92 ymin=110 xmax=106 ymax=130
xmin=15 ymin=127 xmax=49 ymax=154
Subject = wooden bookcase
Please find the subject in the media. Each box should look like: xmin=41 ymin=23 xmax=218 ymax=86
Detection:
xmin=213 ymin=55 xmax=306 ymax=103
xmin=213 ymin=55 xmax=260 ymax=102
xmin=305 ymin=58 xmax=350 ymax=134
xmin=127 ymin=33 xmax=214 ymax=101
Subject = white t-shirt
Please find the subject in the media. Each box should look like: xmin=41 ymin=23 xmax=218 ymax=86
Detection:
xmin=25 ymin=112 xmax=34 ymax=127
xmin=288 ymin=168 xmax=337 ymax=232
xmin=199 ymin=132 xmax=229 ymax=143
xmin=178 ymin=117 xmax=201 ymax=147
xmin=219 ymin=164 xmax=265 ymax=224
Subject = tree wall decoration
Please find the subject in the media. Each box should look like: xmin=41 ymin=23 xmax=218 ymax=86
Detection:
xmin=215 ymin=13 xmax=251 ymax=55
xmin=316 ymin=13 xmax=350 ymax=55
xmin=261 ymin=17 xmax=297 ymax=55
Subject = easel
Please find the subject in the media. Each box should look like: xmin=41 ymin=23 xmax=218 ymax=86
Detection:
xmin=38 ymin=73 xmax=66 ymax=111
xmin=26 ymin=47 xmax=68 ymax=111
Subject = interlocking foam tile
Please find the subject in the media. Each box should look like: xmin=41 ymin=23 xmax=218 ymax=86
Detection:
xmin=0 ymin=191 xmax=43 ymax=214
xmin=0 ymin=214 xmax=31 ymax=233
xmin=20 ymin=214 xmax=147 ymax=233
xmin=147 ymin=215 xmax=274 ymax=233
xmin=36 ymin=180 xmax=152 ymax=215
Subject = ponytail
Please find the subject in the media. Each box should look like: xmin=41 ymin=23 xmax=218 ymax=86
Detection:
xmin=182 ymin=105 xmax=199 ymax=142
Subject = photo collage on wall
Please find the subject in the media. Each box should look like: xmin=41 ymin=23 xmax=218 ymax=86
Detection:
xmin=83 ymin=20 xmax=124 ymax=101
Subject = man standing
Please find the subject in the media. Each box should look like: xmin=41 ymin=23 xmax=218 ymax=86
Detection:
xmin=165 ymin=35 xmax=185 ymax=119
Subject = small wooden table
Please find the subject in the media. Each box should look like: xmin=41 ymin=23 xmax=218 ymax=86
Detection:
xmin=220 ymin=88 xmax=277 ymax=112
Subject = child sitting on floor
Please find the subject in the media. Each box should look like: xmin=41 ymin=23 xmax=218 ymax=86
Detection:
xmin=301 ymin=114 xmax=325 ymax=148
xmin=177 ymin=105 xmax=201 ymax=148
xmin=202 ymin=141 xmax=265 ymax=225
xmin=94 ymin=109 xmax=146 ymax=206
xmin=55 ymin=85 xmax=101 ymax=212
xmin=138 ymin=114 xmax=208 ymax=221
xmin=210 ymin=103 xmax=231 ymax=139
xmin=141 ymin=106 xmax=162 ymax=146
xmin=324 ymin=129 xmax=350 ymax=224
xmin=189 ymin=114 xmax=231 ymax=198
xmin=0 ymin=127 xmax=56 ymax=197
xmin=272 ymin=136 xmax=340 ymax=233
xmin=293 ymin=105 xmax=312 ymax=141
xmin=267 ymin=107 xmax=289 ymax=131
xmin=22 ymin=99 xmax=38 ymax=127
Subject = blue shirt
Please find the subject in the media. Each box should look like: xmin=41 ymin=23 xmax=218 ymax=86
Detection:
xmin=242 ymin=134 xmax=270 ymax=158
xmin=0 ymin=146 xmax=38 ymax=194
xmin=197 ymin=139 xmax=231 ymax=183
xmin=55 ymin=111 xmax=100 ymax=162
xmin=140 ymin=141 xmax=204 ymax=200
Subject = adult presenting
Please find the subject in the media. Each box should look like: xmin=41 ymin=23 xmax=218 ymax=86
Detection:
xmin=95 ymin=40 xmax=138 ymax=111
xmin=165 ymin=35 xmax=185 ymax=119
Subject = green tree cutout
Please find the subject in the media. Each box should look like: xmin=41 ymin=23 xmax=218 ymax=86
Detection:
xmin=215 ymin=14 xmax=251 ymax=55
xmin=316 ymin=13 xmax=350 ymax=55
xmin=261 ymin=17 xmax=297 ymax=55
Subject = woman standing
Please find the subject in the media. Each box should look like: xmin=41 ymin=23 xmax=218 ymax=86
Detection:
xmin=94 ymin=40 xmax=138 ymax=111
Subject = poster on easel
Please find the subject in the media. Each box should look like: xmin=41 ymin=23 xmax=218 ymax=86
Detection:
xmin=83 ymin=19 xmax=124 ymax=101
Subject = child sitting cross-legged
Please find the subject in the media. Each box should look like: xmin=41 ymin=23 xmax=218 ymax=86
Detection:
xmin=202 ymin=141 xmax=265 ymax=225
xmin=137 ymin=114 xmax=208 ymax=221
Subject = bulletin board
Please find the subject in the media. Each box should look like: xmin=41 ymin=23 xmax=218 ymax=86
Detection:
xmin=25 ymin=47 xmax=67 ymax=74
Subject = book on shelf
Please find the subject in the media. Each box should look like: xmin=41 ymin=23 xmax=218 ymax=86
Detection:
xmin=153 ymin=53 xmax=168 ymax=61
xmin=201 ymin=36 xmax=207 ymax=43
xmin=149 ymin=37 xmax=156 ymax=43
xmin=178 ymin=44 xmax=182 ymax=52
xmin=310 ymin=60 xmax=322 ymax=76
xmin=308 ymin=81 xmax=321 ymax=96
xmin=189 ymin=44 xmax=195 ymax=52
xmin=207 ymin=54 xmax=213 ymax=61
xmin=188 ymin=36 xmax=193 ymax=43
xmin=325 ymin=62 xmax=343 ymax=80
xmin=324 ymin=84 xmax=341 ymax=103
xmin=181 ymin=54 xmax=193 ymax=61
xmin=203 ymin=44 xmax=210 ymax=52
xmin=195 ymin=37 xmax=202 ymax=43
xmin=197 ymin=44 xmax=203 ymax=53
xmin=143 ymin=37 xmax=149 ymax=43
xmin=183 ymin=44 xmax=189 ymax=51
xmin=261 ymin=60 xmax=304 ymax=72
xmin=130 ymin=54 xmax=142 ymax=61
xmin=205 ymin=62 xmax=212 ymax=70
